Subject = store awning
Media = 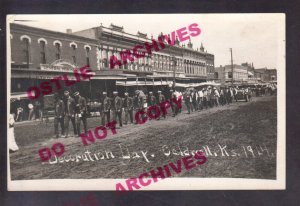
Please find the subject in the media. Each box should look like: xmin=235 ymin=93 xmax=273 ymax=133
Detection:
xmin=91 ymin=76 xmax=127 ymax=80
xmin=175 ymin=81 xmax=221 ymax=88
xmin=116 ymin=80 xmax=169 ymax=86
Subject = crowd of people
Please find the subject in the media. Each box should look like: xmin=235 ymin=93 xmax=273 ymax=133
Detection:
xmin=8 ymin=83 xmax=277 ymax=152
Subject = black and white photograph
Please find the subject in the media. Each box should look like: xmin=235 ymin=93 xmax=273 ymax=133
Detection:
xmin=6 ymin=14 xmax=285 ymax=191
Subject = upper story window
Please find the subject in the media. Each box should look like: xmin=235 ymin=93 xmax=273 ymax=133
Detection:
xmin=22 ymin=38 xmax=30 ymax=65
xmin=39 ymin=41 xmax=46 ymax=64
xmin=55 ymin=43 xmax=61 ymax=60
xmin=85 ymin=46 xmax=90 ymax=66
xmin=53 ymin=40 xmax=62 ymax=60
xmin=20 ymin=35 xmax=31 ymax=65
xmin=71 ymin=44 xmax=77 ymax=64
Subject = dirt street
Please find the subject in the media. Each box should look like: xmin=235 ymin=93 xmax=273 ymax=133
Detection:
xmin=10 ymin=96 xmax=277 ymax=180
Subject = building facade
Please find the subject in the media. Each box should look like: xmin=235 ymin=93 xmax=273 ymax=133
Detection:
xmin=215 ymin=64 xmax=248 ymax=85
xmin=10 ymin=23 xmax=215 ymax=97
xmin=255 ymin=68 xmax=277 ymax=82
xmin=10 ymin=23 xmax=98 ymax=97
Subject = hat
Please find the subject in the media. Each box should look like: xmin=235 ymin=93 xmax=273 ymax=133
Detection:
xmin=64 ymin=90 xmax=69 ymax=94
xmin=113 ymin=91 xmax=118 ymax=94
xmin=74 ymin=91 xmax=79 ymax=96
xmin=102 ymin=91 xmax=107 ymax=95
xmin=158 ymin=91 xmax=162 ymax=93
xmin=135 ymin=90 xmax=140 ymax=94
xmin=149 ymin=91 xmax=153 ymax=94
xmin=124 ymin=92 xmax=128 ymax=95
xmin=170 ymin=89 xmax=173 ymax=92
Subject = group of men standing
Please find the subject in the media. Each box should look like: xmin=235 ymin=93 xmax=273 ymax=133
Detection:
xmin=99 ymin=89 xmax=182 ymax=128
xmin=183 ymin=86 xmax=251 ymax=114
xmin=54 ymin=90 xmax=88 ymax=138
xmin=53 ymin=86 xmax=254 ymax=138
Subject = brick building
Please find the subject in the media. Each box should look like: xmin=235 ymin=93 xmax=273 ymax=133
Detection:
xmin=10 ymin=23 xmax=98 ymax=97
xmin=10 ymin=23 xmax=215 ymax=98
xmin=254 ymin=68 xmax=277 ymax=82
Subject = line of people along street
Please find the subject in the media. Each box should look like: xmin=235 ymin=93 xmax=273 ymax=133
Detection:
xmin=51 ymin=84 xmax=277 ymax=139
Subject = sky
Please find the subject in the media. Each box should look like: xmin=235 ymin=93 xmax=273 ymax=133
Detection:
xmin=8 ymin=14 xmax=285 ymax=69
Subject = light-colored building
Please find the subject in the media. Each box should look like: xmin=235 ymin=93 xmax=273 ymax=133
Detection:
xmin=215 ymin=64 xmax=248 ymax=84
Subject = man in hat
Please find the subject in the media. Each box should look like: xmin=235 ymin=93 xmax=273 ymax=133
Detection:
xmin=183 ymin=89 xmax=192 ymax=114
xmin=170 ymin=89 xmax=179 ymax=117
xmin=233 ymin=86 xmax=238 ymax=102
xmin=54 ymin=93 xmax=65 ymax=138
xmin=148 ymin=91 xmax=156 ymax=107
xmin=202 ymin=88 xmax=208 ymax=109
xmin=133 ymin=90 xmax=146 ymax=123
xmin=101 ymin=91 xmax=111 ymax=126
xmin=213 ymin=87 xmax=220 ymax=106
xmin=74 ymin=91 xmax=88 ymax=136
xmin=63 ymin=90 xmax=77 ymax=138
xmin=197 ymin=88 xmax=204 ymax=110
xmin=112 ymin=91 xmax=123 ymax=127
xmin=169 ymin=89 xmax=175 ymax=115
xmin=157 ymin=90 xmax=166 ymax=119
xmin=123 ymin=92 xmax=133 ymax=124
xmin=147 ymin=91 xmax=157 ymax=119
xmin=191 ymin=89 xmax=198 ymax=111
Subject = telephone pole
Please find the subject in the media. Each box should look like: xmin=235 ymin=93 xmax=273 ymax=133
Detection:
xmin=230 ymin=48 xmax=234 ymax=85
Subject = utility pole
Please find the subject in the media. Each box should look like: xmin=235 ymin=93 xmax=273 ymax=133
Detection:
xmin=230 ymin=48 xmax=234 ymax=85
xmin=172 ymin=55 xmax=176 ymax=89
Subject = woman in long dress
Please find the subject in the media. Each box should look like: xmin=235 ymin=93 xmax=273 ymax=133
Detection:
xmin=8 ymin=113 xmax=19 ymax=152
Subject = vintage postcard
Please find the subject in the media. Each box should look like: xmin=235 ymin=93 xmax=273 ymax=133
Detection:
xmin=7 ymin=14 xmax=285 ymax=191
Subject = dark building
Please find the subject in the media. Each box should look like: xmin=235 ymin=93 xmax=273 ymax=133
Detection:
xmin=255 ymin=68 xmax=277 ymax=82
xmin=10 ymin=23 xmax=98 ymax=97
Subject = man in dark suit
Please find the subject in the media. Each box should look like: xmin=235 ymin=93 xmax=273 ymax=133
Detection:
xmin=123 ymin=92 xmax=133 ymax=124
xmin=112 ymin=91 xmax=123 ymax=127
xmin=54 ymin=93 xmax=65 ymax=138
xmin=157 ymin=90 xmax=166 ymax=119
xmin=133 ymin=90 xmax=145 ymax=123
xmin=101 ymin=92 xmax=111 ymax=126
xmin=74 ymin=91 xmax=88 ymax=136
xmin=64 ymin=90 xmax=77 ymax=138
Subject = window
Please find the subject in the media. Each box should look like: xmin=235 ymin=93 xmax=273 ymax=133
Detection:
xmin=40 ymin=41 xmax=46 ymax=64
xmin=71 ymin=44 xmax=76 ymax=64
xmin=228 ymin=72 xmax=233 ymax=78
xmin=55 ymin=43 xmax=61 ymax=60
xmin=22 ymin=38 xmax=30 ymax=65
xmin=85 ymin=47 xmax=90 ymax=66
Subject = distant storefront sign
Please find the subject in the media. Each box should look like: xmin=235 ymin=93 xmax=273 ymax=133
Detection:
xmin=40 ymin=59 xmax=77 ymax=72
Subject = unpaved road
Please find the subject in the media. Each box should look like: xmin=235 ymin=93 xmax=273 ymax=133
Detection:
xmin=10 ymin=96 xmax=277 ymax=180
